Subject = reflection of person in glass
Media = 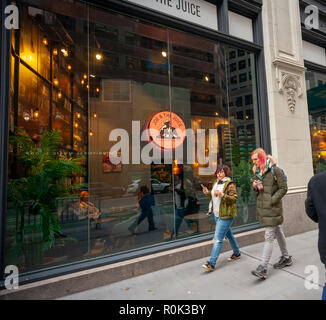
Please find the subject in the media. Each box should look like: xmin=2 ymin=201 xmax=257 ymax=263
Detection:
xmin=171 ymin=175 xmax=193 ymax=238
xmin=201 ymin=165 xmax=241 ymax=272
xmin=79 ymin=191 xmax=101 ymax=229
xmin=128 ymin=186 xmax=157 ymax=235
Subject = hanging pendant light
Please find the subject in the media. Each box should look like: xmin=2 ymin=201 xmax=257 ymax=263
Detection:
xmin=95 ymin=53 xmax=102 ymax=61
xmin=33 ymin=108 xmax=40 ymax=119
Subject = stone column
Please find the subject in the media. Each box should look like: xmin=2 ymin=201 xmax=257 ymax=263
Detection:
xmin=262 ymin=0 xmax=313 ymax=190
xmin=262 ymin=0 xmax=316 ymax=235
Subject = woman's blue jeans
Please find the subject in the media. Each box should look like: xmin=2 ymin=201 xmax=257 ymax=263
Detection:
xmin=209 ymin=216 xmax=240 ymax=266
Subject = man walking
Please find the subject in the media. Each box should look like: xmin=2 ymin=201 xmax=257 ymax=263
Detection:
xmin=250 ymin=148 xmax=293 ymax=280
xmin=305 ymin=171 xmax=326 ymax=300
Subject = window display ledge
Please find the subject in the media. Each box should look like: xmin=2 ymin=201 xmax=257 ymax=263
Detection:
xmin=0 ymin=228 xmax=265 ymax=300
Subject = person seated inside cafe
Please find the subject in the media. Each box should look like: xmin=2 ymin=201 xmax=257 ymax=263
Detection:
xmin=79 ymin=191 xmax=102 ymax=229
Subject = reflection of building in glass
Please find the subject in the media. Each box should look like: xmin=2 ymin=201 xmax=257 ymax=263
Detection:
xmin=9 ymin=5 xmax=89 ymax=182
xmin=227 ymin=49 xmax=257 ymax=163
xmin=306 ymin=69 xmax=326 ymax=173
xmin=306 ymin=70 xmax=326 ymax=90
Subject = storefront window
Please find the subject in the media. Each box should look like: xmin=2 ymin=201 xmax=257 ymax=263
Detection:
xmin=5 ymin=0 xmax=261 ymax=275
xmin=306 ymin=68 xmax=326 ymax=173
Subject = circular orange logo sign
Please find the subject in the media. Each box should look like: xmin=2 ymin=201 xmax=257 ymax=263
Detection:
xmin=146 ymin=111 xmax=186 ymax=150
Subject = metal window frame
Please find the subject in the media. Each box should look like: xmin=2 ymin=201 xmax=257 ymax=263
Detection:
xmin=305 ymin=60 xmax=326 ymax=74
xmin=301 ymin=26 xmax=326 ymax=49
xmin=300 ymin=0 xmax=326 ymax=48
xmin=0 ymin=0 xmax=268 ymax=286
xmin=228 ymin=0 xmax=261 ymax=20
xmin=0 ymin=0 xmax=10 ymax=282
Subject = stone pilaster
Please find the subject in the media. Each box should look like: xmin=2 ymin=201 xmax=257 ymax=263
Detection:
xmin=262 ymin=0 xmax=313 ymax=190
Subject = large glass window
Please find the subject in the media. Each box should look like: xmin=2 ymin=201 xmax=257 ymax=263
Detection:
xmin=306 ymin=68 xmax=326 ymax=173
xmin=5 ymin=0 xmax=261 ymax=275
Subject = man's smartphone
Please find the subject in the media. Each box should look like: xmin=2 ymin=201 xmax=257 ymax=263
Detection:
xmin=201 ymin=184 xmax=206 ymax=189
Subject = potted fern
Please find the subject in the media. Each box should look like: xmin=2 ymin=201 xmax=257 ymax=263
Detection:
xmin=7 ymin=128 xmax=85 ymax=269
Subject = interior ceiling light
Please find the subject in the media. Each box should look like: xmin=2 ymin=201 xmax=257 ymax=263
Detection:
xmin=42 ymin=37 xmax=48 ymax=45
xmin=83 ymin=74 xmax=87 ymax=79
xmin=67 ymin=64 xmax=72 ymax=70
xmin=53 ymin=48 xmax=58 ymax=55
xmin=161 ymin=51 xmax=167 ymax=57
xmin=61 ymin=48 xmax=68 ymax=57
xmin=23 ymin=112 xmax=31 ymax=121
xmin=95 ymin=53 xmax=102 ymax=61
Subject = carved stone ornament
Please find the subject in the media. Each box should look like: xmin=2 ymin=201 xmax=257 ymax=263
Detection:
xmin=278 ymin=73 xmax=303 ymax=113
xmin=273 ymin=58 xmax=305 ymax=114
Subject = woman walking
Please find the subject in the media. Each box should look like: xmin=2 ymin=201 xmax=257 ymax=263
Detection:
xmin=250 ymin=148 xmax=292 ymax=280
xmin=201 ymin=165 xmax=241 ymax=272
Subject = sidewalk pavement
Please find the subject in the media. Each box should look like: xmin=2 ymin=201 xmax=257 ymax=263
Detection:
xmin=59 ymin=229 xmax=325 ymax=300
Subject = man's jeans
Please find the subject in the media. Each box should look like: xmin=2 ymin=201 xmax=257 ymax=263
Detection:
xmin=129 ymin=209 xmax=155 ymax=232
xmin=323 ymin=265 xmax=326 ymax=301
xmin=261 ymin=225 xmax=289 ymax=268
xmin=171 ymin=208 xmax=192 ymax=236
xmin=209 ymin=217 xmax=240 ymax=266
